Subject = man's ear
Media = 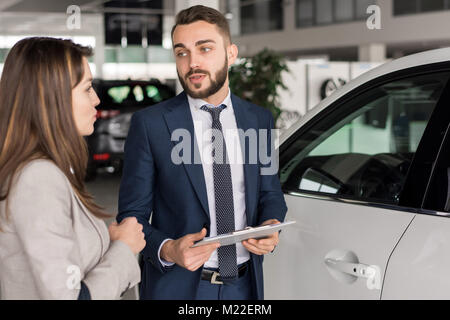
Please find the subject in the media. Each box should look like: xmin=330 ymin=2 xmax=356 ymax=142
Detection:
xmin=227 ymin=43 xmax=239 ymax=67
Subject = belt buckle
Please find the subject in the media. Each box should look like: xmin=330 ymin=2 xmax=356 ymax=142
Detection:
xmin=211 ymin=271 xmax=223 ymax=285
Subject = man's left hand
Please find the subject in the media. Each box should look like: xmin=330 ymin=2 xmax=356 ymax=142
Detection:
xmin=242 ymin=219 xmax=280 ymax=255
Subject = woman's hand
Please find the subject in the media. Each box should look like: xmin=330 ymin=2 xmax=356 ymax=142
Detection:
xmin=108 ymin=217 xmax=146 ymax=254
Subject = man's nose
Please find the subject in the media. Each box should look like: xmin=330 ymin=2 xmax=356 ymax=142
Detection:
xmin=189 ymin=52 xmax=200 ymax=69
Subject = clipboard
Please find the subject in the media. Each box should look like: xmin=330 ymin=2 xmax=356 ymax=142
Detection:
xmin=191 ymin=221 xmax=296 ymax=247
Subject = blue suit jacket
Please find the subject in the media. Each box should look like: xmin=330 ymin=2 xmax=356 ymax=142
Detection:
xmin=117 ymin=92 xmax=287 ymax=300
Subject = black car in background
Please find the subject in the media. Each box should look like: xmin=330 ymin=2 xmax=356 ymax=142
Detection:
xmin=85 ymin=79 xmax=176 ymax=181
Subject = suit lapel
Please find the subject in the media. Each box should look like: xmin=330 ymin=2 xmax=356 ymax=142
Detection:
xmin=72 ymin=192 xmax=107 ymax=257
xmin=231 ymin=94 xmax=259 ymax=225
xmin=163 ymin=93 xmax=210 ymax=222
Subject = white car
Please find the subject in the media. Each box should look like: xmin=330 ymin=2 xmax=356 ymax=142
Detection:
xmin=264 ymin=48 xmax=450 ymax=299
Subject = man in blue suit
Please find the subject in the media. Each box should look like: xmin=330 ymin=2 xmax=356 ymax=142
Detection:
xmin=117 ymin=5 xmax=287 ymax=300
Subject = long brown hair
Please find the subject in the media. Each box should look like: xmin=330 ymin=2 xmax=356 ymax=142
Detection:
xmin=0 ymin=37 xmax=110 ymax=228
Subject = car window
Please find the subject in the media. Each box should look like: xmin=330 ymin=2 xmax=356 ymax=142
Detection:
xmin=146 ymin=85 xmax=163 ymax=102
xmin=280 ymin=72 xmax=450 ymax=205
xmin=107 ymin=85 xmax=131 ymax=104
xmin=133 ymin=85 xmax=144 ymax=102
xmin=419 ymin=75 xmax=450 ymax=213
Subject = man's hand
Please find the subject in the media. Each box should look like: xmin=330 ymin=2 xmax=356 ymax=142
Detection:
xmin=160 ymin=228 xmax=220 ymax=272
xmin=242 ymin=219 xmax=280 ymax=255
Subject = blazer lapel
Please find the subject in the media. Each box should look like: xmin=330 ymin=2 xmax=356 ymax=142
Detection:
xmin=163 ymin=93 xmax=210 ymax=222
xmin=72 ymin=192 xmax=107 ymax=256
xmin=231 ymin=94 xmax=259 ymax=225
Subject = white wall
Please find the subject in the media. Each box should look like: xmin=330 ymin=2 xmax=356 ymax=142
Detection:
xmin=277 ymin=60 xmax=381 ymax=130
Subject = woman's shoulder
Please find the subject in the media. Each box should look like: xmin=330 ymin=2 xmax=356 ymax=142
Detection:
xmin=13 ymin=159 xmax=70 ymax=190
xmin=19 ymin=158 xmax=65 ymax=176
xmin=5 ymin=159 xmax=75 ymax=227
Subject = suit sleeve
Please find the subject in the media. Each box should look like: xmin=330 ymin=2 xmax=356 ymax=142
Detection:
xmin=117 ymin=112 xmax=173 ymax=274
xmin=256 ymin=111 xmax=288 ymax=225
xmin=77 ymin=282 xmax=91 ymax=300
xmin=9 ymin=161 xmax=140 ymax=300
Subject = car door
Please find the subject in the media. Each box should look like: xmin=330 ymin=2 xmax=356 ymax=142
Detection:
xmin=382 ymin=74 xmax=450 ymax=299
xmin=264 ymin=66 xmax=450 ymax=299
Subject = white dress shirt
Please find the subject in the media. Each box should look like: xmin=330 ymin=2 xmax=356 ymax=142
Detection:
xmin=158 ymin=89 xmax=250 ymax=268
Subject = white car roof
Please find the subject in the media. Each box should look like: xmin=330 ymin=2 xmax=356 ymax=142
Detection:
xmin=280 ymin=47 xmax=450 ymax=145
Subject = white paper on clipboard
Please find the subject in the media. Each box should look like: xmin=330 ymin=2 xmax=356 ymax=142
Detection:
xmin=191 ymin=221 xmax=296 ymax=247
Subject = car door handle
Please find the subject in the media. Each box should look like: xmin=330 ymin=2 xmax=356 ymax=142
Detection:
xmin=325 ymin=258 xmax=376 ymax=279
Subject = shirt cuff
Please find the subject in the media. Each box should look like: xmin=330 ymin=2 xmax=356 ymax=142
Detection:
xmin=158 ymin=238 xmax=175 ymax=267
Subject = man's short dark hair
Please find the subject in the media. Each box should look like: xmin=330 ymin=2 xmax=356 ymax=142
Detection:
xmin=171 ymin=5 xmax=232 ymax=45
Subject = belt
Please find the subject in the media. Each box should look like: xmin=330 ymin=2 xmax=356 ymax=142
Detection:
xmin=201 ymin=262 xmax=249 ymax=285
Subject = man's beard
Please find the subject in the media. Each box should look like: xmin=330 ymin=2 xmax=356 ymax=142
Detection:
xmin=177 ymin=58 xmax=228 ymax=100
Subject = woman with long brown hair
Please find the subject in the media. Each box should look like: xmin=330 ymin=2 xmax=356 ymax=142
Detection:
xmin=0 ymin=37 xmax=145 ymax=299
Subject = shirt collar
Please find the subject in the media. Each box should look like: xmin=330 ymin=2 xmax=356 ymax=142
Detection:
xmin=187 ymin=88 xmax=232 ymax=110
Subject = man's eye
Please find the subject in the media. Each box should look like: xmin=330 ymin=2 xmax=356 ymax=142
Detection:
xmin=177 ymin=51 xmax=187 ymax=57
xmin=202 ymin=47 xmax=211 ymax=52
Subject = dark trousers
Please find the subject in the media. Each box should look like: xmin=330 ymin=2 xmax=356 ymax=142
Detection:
xmin=195 ymin=262 xmax=255 ymax=300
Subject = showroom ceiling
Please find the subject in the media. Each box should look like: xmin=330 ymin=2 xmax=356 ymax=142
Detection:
xmin=0 ymin=0 xmax=100 ymax=12
xmin=0 ymin=0 xmax=170 ymax=13
xmin=0 ymin=0 xmax=171 ymax=35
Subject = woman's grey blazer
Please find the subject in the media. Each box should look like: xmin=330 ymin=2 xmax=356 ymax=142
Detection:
xmin=0 ymin=159 xmax=141 ymax=299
